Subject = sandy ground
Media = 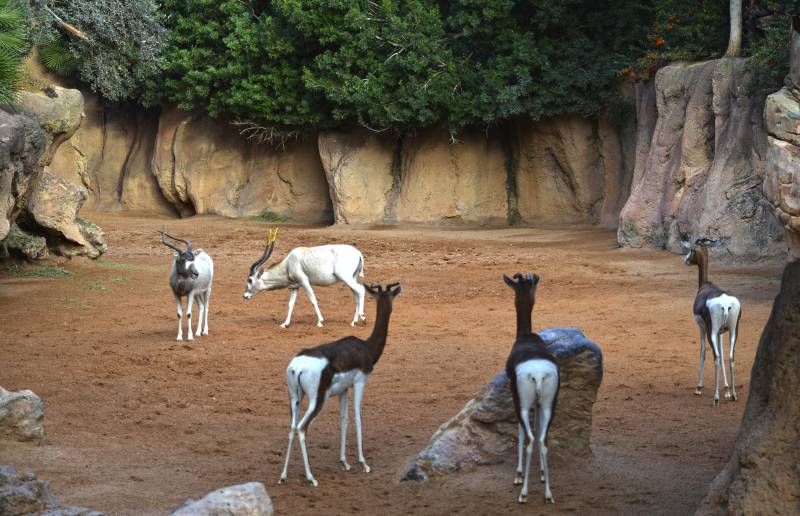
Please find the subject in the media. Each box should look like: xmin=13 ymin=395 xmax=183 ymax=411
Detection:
xmin=0 ymin=213 xmax=783 ymax=515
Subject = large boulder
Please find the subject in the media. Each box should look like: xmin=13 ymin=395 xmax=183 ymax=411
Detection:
xmin=171 ymin=482 xmax=273 ymax=516
xmin=695 ymin=260 xmax=800 ymax=515
xmin=23 ymin=171 xmax=107 ymax=258
xmin=0 ymin=224 xmax=48 ymax=261
xmin=618 ymin=58 xmax=784 ymax=260
xmin=17 ymin=86 xmax=83 ymax=167
xmin=403 ymin=328 xmax=602 ymax=481
xmin=0 ymin=465 xmax=103 ymax=516
xmin=0 ymin=112 xmax=46 ymax=241
xmin=0 ymin=386 xmax=44 ymax=442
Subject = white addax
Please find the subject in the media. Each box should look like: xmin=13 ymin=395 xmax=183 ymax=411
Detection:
xmin=160 ymin=226 xmax=214 ymax=341
xmin=243 ymin=228 xmax=366 ymax=328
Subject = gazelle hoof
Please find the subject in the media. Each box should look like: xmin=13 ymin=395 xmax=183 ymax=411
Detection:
xmin=176 ymin=336 xmax=182 ymax=341
xmin=731 ymin=393 xmax=738 ymax=401
xmin=540 ymin=472 xmax=545 ymax=483
xmin=360 ymin=462 xmax=371 ymax=473
xmin=545 ymin=495 xmax=555 ymax=504
xmin=724 ymin=390 xmax=732 ymax=399
xmin=694 ymin=387 xmax=702 ymax=396
xmin=316 ymin=321 xmax=324 ymax=328
xmin=513 ymin=473 xmax=523 ymax=485
xmin=277 ymin=476 xmax=286 ymax=485
xmin=351 ymin=321 xmax=357 ymax=327
xmin=280 ymin=323 xmax=289 ymax=329
xmin=517 ymin=494 xmax=527 ymax=504
xmin=308 ymin=478 xmax=318 ymax=487
xmin=713 ymin=398 xmax=720 ymax=407
xmin=341 ymin=461 xmax=351 ymax=471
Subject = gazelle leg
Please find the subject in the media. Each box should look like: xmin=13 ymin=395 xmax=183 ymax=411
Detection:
xmin=279 ymin=395 xmax=300 ymax=484
xmin=728 ymin=323 xmax=738 ymax=401
xmin=175 ymin=296 xmax=183 ymax=341
xmin=280 ymin=289 xmax=298 ymax=328
xmin=514 ymin=423 xmax=524 ymax=485
xmin=300 ymin=279 xmax=324 ymax=327
xmin=202 ymin=287 xmax=211 ymax=335
xmin=719 ymin=332 xmax=730 ymax=396
xmin=353 ymin=380 xmax=370 ymax=473
xmin=297 ymin=398 xmax=320 ymax=487
xmin=710 ymin=332 xmax=722 ymax=406
xmin=186 ymin=291 xmax=195 ymax=341
xmin=339 ymin=393 xmax=351 ymax=470
xmin=517 ymin=408 xmax=534 ymax=504
xmin=337 ymin=273 xmax=365 ymax=326
xmin=695 ymin=326 xmax=706 ymax=395
xmin=538 ymin=404 xmax=554 ymax=504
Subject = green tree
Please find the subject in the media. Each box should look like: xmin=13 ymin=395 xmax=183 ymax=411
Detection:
xmin=0 ymin=0 xmax=31 ymax=107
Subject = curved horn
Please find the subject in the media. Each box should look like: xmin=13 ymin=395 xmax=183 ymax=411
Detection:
xmin=162 ymin=226 xmax=192 ymax=253
xmin=160 ymin=225 xmax=183 ymax=254
xmin=386 ymin=282 xmax=400 ymax=290
xmin=249 ymin=227 xmax=279 ymax=276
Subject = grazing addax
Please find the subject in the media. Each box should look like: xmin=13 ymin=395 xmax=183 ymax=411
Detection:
xmin=160 ymin=226 xmax=213 ymax=341
xmin=503 ymin=272 xmax=559 ymax=505
xmin=278 ymin=282 xmax=402 ymax=486
xmin=682 ymin=238 xmax=742 ymax=406
xmin=243 ymin=228 xmax=366 ymax=328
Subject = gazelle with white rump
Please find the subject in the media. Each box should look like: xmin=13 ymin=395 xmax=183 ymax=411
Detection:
xmin=160 ymin=226 xmax=214 ymax=341
xmin=503 ymin=272 xmax=559 ymax=505
xmin=278 ymin=282 xmax=402 ymax=486
xmin=682 ymin=237 xmax=742 ymax=406
xmin=243 ymin=228 xmax=366 ymax=328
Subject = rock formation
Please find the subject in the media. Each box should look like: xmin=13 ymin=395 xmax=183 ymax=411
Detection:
xmin=403 ymin=328 xmax=602 ymax=481
xmin=0 ymin=112 xmax=46 ymax=241
xmin=618 ymin=58 xmax=784 ymax=261
xmin=171 ymin=482 xmax=273 ymax=516
xmin=0 ymin=386 xmax=44 ymax=442
xmin=696 ymin=19 xmax=800 ymax=516
xmin=0 ymin=465 xmax=103 ymax=516
xmin=764 ymin=21 xmax=800 ymax=261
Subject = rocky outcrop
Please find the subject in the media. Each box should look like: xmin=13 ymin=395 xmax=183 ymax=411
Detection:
xmin=171 ymin=482 xmax=273 ymax=516
xmin=764 ymin=22 xmax=800 ymax=260
xmin=320 ymin=120 xmax=635 ymax=227
xmin=18 ymin=86 xmax=83 ymax=167
xmin=695 ymin=260 xmax=800 ymax=515
xmin=22 ymin=171 xmax=107 ymax=258
xmin=618 ymin=58 xmax=784 ymax=260
xmin=0 ymin=465 xmax=104 ymax=516
xmin=0 ymin=112 xmax=46 ymax=241
xmin=403 ymin=328 xmax=602 ymax=481
xmin=0 ymin=386 xmax=44 ymax=442
xmin=0 ymin=224 xmax=48 ymax=261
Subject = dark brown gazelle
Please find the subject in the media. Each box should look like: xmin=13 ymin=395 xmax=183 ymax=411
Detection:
xmin=503 ymin=272 xmax=559 ymax=504
xmin=278 ymin=282 xmax=402 ymax=486
xmin=160 ymin=225 xmax=214 ymax=341
xmin=682 ymin=237 xmax=741 ymax=405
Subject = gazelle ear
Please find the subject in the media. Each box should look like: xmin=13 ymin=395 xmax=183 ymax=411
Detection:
xmin=530 ymin=274 xmax=541 ymax=295
xmin=680 ymin=240 xmax=691 ymax=251
xmin=365 ymin=283 xmax=379 ymax=299
xmin=502 ymin=274 xmax=516 ymax=288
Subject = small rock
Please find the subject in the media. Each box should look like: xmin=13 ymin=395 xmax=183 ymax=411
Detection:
xmin=0 ymin=386 xmax=44 ymax=442
xmin=0 ymin=464 xmax=103 ymax=516
xmin=171 ymin=482 xmax=273 ymax=516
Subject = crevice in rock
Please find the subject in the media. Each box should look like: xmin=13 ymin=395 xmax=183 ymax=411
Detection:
xmin=500 ymin=121 xmax=521 ymax=226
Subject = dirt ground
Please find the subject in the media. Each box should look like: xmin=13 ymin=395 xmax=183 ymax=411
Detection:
xmin=0 ymin=213 xmax=784 ymax=515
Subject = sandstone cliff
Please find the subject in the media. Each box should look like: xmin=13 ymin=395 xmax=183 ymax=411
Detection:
xmin=618 ymin=58 xmax=784 ymax=261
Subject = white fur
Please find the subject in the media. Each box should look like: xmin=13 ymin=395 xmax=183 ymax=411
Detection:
xmin=171 ymin=250 xmax=213 ymax=341
xmin=696 ymin=294 xmax=741 ymax=404
xmin=279 ymin=357 xmax=371 ymax=486
xmin=244 ymin=244 xmax=365 ymax=327
xmin=513 ymin=359 xmax=559 ymax=504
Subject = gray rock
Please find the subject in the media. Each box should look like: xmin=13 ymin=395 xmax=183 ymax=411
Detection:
xmin=0 ymin=464 xmax=103 ymax=516
xmin=0 ymin=223 xmax=48 ymax=261
xmin=23 ymin=171 xmax=107 ymax=258
xmin=403 ymin=328 xmax=602 ymax=481
xmin=171 ymin=482 xmax=273 ymax=516
xmin=0 ymin=386 xmax=44 ymax=442
xmin=0 ymin=111 xmax=46 ymax=241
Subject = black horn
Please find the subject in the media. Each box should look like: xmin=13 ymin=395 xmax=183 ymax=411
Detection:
xmin=160 ymin=225 xmax=186 ymax=254
xmin=249 ymin=228 xmax=279 ymax=276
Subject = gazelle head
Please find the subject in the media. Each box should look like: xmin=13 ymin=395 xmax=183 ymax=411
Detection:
xmin=682 ymin=237 xmax=716 ymax=266
xmin=364 ymin=282 xmax=403 ymax=304
xmin=502 ymin=272 xmax=541 ymax=306
xmin=243 ymin=228 xmax=279 ymax=299
xmin=160 ymin=226 xmax=197 ymax=279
